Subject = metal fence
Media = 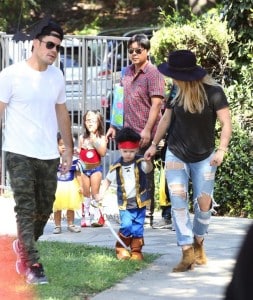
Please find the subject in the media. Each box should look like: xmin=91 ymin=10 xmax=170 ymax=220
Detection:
xmin=0 ymin=33 xmax=130 ymax=191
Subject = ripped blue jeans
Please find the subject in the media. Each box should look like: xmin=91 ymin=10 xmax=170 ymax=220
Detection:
xmin=165 ymin=149 xmax=218 ymax=246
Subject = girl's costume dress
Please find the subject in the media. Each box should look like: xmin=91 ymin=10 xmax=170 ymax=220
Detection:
xmin=53 ymin=158 xmax=82 ymax=211
xmin=79 ymin=137 xmax=104 ymax=227
xmin=79 ymin=143 xmax=101 ymax=172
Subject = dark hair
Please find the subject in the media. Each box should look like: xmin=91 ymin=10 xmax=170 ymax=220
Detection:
xmin=57 ymin=132 xmax=62 ymax=143
xmin=36 ymin=21 xmax=64 ymax=41
xmin=57 ymin=132 xmax=75 ymax=148
xmin=82 ymin=110 xmax=104 ymax=137
xmin=116 ymin=127 xmax=141 ymax=144
xmin=127 ymin=34 xmax=150 ymax=51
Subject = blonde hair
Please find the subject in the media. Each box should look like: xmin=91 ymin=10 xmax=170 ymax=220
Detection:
xmin=172 ymin=75 xmax=219 ymax=113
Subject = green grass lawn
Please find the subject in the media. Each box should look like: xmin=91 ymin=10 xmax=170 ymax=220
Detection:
xmin=36 ymin=241 xmax=159 ymax=300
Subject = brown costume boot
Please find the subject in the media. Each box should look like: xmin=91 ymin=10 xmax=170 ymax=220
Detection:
xmin=172 ymin=246 xmax=195 ymax=272
xmin=194 ymin=237 xmax=207 ymax=265
xmin=130 ymin=237 xmax=144 ymax=260
xmin=115 ymin=232 xmax=131 ymax=260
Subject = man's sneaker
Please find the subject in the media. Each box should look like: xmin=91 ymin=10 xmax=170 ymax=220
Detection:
xmin=13 ymin=239 xmax=22 ymax=257
xmin=12 ymin=239 xmax=27 ymax=275
xmin=26 ymin=263 xmax=48 ymax=285
xmin=152 ymin=218 xmax=172 ymax=229
xmin=15 ymin=260 xmax=28 ymax=275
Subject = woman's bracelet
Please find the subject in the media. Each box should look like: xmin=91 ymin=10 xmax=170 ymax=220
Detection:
xmin=217 ymin=147 xmax=228 ymax=153
xmin=151 ymin=141 xmax=159 ymax=150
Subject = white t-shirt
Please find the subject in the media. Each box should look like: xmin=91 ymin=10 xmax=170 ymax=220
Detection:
xmin=106 ymin=161 xmax=149 ymax=199
xmin=0 ymin=61 xmax=66 ymax=159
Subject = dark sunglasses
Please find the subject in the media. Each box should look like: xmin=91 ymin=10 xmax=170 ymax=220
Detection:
xmin=40 ymin=40 xmax=61 ymax=52
xmin=128 ymin=48 xmax=145 ymax=55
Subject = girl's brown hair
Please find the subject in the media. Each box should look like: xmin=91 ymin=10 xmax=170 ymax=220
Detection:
xmin=82 ymin=110 xmax=104 ymax=137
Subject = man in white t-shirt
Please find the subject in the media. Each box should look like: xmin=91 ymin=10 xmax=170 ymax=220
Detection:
xmin=0 ymin=20 xmax=73 ymax=284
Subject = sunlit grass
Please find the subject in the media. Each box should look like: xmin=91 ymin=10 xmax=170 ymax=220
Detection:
xmin=36 ymin=241 xmax=159 ymax=299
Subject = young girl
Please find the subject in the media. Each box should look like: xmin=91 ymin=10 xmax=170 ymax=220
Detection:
xmin=53 ymin=133 xmax=83 ymax=234
xmin=78 ymin=110 xmax=107 ymax=227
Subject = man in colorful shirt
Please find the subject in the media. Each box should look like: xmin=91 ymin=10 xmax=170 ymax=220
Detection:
xmin=106 ymin=34 xmax=165 ymax=222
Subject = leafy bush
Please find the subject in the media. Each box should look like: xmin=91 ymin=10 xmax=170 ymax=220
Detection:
xmin=221 ymin=0 xmax=253 ymax=66
xmin=217 ymin=60 xmax=253 ymax=217
xmin=151 ymin=12 xmax=233 ymax=83
xmin=215 ymin=119 xmax=253 ymax=217
xmin=226 ymin=64 xmax=253 ymax=133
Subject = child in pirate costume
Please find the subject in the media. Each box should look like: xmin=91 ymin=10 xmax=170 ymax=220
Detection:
xmin=99 ymin=127 xmax=153 ymax=260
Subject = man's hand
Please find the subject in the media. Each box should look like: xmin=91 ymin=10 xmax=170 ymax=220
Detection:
xmin=60 ymin=148 xmax=73 ymax=174
xmin=106 ymin=127 xmax=116 ymax=142
xmin=139 ymin=128 xmax=151 ymax=148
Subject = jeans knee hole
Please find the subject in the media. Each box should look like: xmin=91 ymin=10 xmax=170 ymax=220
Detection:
xmin=169 ymin=184 xmax=186 ymax=199
xmin=166 ymin=161 xmax=184 ymax=170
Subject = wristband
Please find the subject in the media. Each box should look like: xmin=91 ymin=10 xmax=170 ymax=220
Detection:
xmin=151 ymin=141 xmax=157 ymax=147
xmin=217 ymin=147 xmax=228 ymax=153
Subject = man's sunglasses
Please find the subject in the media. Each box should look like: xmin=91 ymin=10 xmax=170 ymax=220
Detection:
xmin=40 ymin=40 xmax=62 ymax=52
xmin=128 ymin=48 xmax=145 ymax=55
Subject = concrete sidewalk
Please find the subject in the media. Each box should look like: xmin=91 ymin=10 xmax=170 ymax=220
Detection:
xmin=1 ymin=196 xmax=252 ymax=300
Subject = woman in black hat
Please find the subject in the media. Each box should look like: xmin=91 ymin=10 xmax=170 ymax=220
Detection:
xmin=144 ymin=50 xmax=232 ymax=272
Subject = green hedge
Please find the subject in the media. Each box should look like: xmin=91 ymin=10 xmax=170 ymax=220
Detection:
xmin=151 ymin=13 xmax=233 ymax=83
xmin=214 ymin=119 xmax=253 ymax=217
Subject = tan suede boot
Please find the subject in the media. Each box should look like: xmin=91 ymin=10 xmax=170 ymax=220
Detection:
xmin=115 ymin=233 xmax=131 ymax=260
xmin=172 ymin=246 xmax=195 ymax=272
xmin=194 ymin=237 xmax=207 ymax=265
xmin=130 ymin=237 xmax=144 ymax=260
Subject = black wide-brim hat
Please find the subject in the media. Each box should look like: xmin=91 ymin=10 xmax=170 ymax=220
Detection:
xmin=158 ymin=50 xmax=207 ymax=81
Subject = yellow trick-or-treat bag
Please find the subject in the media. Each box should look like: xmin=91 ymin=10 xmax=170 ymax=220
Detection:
xmin=159 ymin=164 xmax=170 ymax=206
xmin=154 ymin=159 xmax=170 ymax=207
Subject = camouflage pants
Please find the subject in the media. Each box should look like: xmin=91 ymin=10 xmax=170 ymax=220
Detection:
xmin=6 ymin=152 xmax=59 ymax=267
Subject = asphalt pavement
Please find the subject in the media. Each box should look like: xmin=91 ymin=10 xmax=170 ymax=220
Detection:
xmin=1 ymin=195 xmax=252 ymax=300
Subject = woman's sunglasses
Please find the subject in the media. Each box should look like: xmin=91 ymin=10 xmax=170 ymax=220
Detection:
xmin=128 ymin=48 xmax=144 ymax=55
xmin=40 ymin=40 xmax=62 ymax=52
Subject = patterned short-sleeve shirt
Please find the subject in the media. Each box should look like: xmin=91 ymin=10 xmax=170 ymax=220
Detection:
xmin=122 ymin=62 xmax=165 ymax=137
